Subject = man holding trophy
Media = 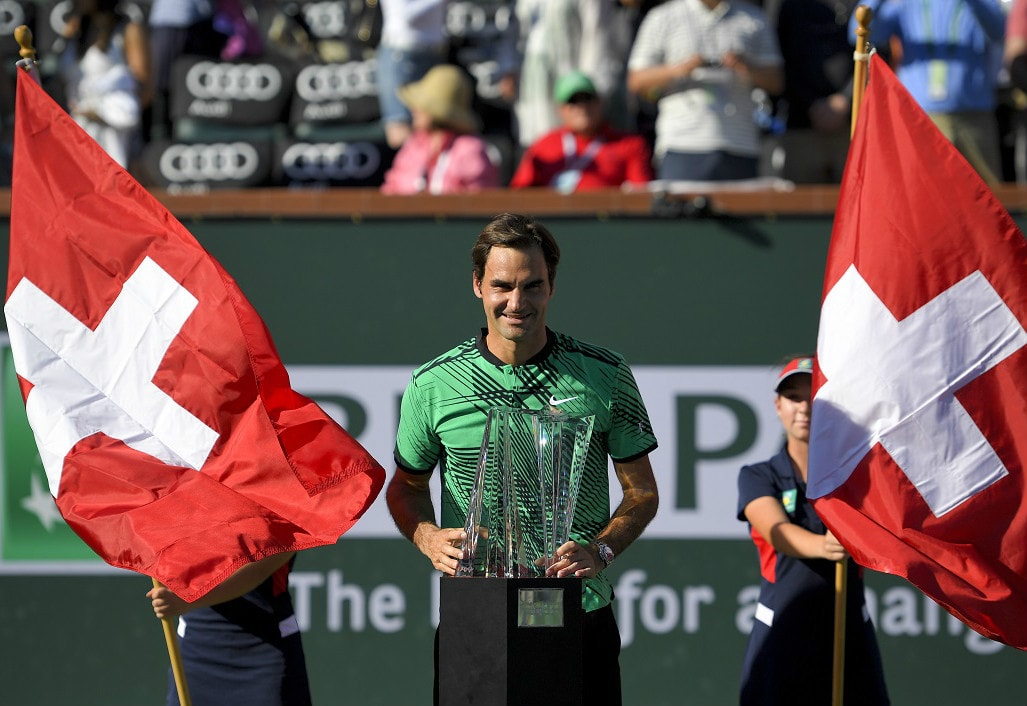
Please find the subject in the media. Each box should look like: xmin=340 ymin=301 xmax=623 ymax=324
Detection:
xmin=387 ymin=212 xmax=660 ymax=706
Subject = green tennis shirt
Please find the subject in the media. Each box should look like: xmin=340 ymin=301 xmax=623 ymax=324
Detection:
xmin=394 ymin=328 xmax=658 ymax=612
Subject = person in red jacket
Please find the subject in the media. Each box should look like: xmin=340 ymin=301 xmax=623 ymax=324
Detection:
xmin=510 ymin=71 xmax=653 ymax=192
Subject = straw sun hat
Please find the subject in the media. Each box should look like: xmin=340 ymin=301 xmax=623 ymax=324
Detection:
xmin=397 ymin=64 xmax=479 ymax=134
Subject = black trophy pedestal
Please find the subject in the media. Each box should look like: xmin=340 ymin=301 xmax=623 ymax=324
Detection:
xmin=438 ymin=576 xmax=584 ymax=706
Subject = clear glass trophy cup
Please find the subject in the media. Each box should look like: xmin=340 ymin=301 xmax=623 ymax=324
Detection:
xmin=456 ymin=406 xmax=595 ymax=578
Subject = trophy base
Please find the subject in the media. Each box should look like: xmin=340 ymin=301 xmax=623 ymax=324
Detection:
xmin=438 ymin=576 xmax=584 ymax=706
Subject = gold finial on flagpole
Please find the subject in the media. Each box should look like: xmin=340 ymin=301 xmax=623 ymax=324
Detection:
xmin=14 ymin=25 xmax=35 ymax=64
xmin=14 ymin=24 xmax=42 ymax=82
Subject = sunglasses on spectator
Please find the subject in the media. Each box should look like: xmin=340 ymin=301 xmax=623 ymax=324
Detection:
xmin=566 ymin=92 xmax=598 ymax=105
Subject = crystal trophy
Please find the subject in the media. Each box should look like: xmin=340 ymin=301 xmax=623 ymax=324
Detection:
xmin=457 ymin=406 xmax=595 ymax=578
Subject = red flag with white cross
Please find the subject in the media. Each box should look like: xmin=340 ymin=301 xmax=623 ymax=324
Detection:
xmin=4 ymin=70 xmax=385 ymax=602
xmin=808 ymin=53 xmax=1027 ymax=650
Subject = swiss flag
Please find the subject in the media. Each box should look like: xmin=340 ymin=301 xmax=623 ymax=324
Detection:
xmin=808 ymin=54 xmax=1027 ymax=649
xmin=4 ymin=70 xmax=385 ymax=602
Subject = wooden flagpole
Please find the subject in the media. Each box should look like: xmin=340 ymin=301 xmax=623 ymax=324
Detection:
xmin=851 ymin=6 xmax=874 ymax=138
xmin=152 ymin=578 xmax=193 ymax=706
xmin=11 ymin=25 xmax=193 ymax=706
xmin=832 ymin=558 xmax=847 ymax=706
xmin=833 ymin=8 xmax=873 ymax=706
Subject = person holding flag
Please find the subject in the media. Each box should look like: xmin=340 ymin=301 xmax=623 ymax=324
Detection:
xmin=808 ymin=42 xmax=1027 ymax=652
xmin=737 ymin=356 xmax=889 ymax=706
xmin=6 ymin=26 xmax=386 ymax=706
xmin=148 ymin=552 xmax=311 ymax=705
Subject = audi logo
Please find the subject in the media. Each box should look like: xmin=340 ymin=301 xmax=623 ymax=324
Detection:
xmin=283 ymin=141 xmax=384 ymax=180
xmin=48 ymin=0 xmax=72 ymax=35
xmin=49 ymin=0 xmax=146 ymax=34
xmin=301 ymin=1 xmax=348 ymax=38
xmin=159 ymin=143 xmax=261 ymax=182
xmin=446 ymin=2 xmax=513 ymax=36
xmin=0 ymin=0 xmax=25 ymax=35
xmin=282 ymin=142 xmax=381 ymax=181
xmin=296 ymin=61 xmax=377 ymax=102
xmin=186 ymin=62 xmax=283 ymax=101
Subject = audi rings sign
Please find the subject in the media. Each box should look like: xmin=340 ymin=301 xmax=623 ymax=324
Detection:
xmin=0 ymin=0 xmax=34 ymax=61
xmin=140 ymin=140 xmax=273 ymax=191
xmin=289 ymin=59 xmax=380 ymax=127
xmin=38 ymin=0 xmax=147 ymax=61
xmin=274 ymin=140 xmax=387 ymax=187
xmin=445 ymin=1 xmax=515 ymax=41
xmin=446 ymin=1 xmax=517 ymax=109
xmin=300 ymin=0 xmax=382 ymax=46
xmin=169 ymin=57 xmax=295 ymax=126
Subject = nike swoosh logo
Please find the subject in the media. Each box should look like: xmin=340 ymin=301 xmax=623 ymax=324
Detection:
xmin=548 ymin=395 xmax=579 ymax=406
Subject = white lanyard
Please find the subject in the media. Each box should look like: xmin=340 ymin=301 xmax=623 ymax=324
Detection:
xmin=427 ymin=148 xmax=452 ymax=194
xmin=561 ymin=132 xmax=602 ymax=172
xmin=551 ymin=133 xmax=603 ymax=192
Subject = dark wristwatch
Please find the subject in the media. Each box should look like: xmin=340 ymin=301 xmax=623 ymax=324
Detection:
xmin=594 ymin=541 xmax=615 ymax=568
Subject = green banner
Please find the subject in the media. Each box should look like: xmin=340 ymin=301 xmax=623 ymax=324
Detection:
xmin=1 ymin=344 xmax=99 ymax=561
xmin=2 ymin=214 xmax=1025 ymax=705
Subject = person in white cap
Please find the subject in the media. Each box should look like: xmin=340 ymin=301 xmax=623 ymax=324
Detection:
xmin=736 ymin=356 xmax=890 ymax=706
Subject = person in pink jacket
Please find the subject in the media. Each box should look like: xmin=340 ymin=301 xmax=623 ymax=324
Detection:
xmin=381 ymin=65 xmax=500 ymax=194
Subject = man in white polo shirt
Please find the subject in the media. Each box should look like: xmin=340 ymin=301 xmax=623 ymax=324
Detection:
xmin=626 ymin=0 xmax=783 ymax=181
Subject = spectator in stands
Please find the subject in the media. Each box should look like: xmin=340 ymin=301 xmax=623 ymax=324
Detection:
xmin=616 ymin=0 xmax=670 ymax=172
xmin=148 ymin=0 xmax=225 ymax=141
xmin=377 ymin=0 xmax=449 ymax=149
xmin=852 ymin=0 xmax=1006 ymax=185
xmin=510 ymin=70 xmax=653 ymax=192
xmin=1006 ymin=0 xmax=1027 ymax=94
xmin=447 ymin=0 xmax=521 ymax=140
xmin=0 ymin=56 xmax=13 ymax=186
xmin=618 ymin=0 xmax=669 ymax=31
xmin=58 ymin=0 xmax=153 ymax=169
xmin=213 ymin=0 xmax=263 ymax=62
xmin=514 ymin=0 xmax=634 ymax=148
xmin=765 ymin=0 xmax=858 ymax=184
xmin=626 ymin=0 xmax=783 ymax=182
xmin=381 ymin=64 xmax=500 ymax=194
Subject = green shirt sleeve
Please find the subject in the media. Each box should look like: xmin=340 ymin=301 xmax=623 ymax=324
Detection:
xmin=394 ymin=372 xmax=441 ymax=473
xmin=607 ymin=356 xmax=658 ymax=462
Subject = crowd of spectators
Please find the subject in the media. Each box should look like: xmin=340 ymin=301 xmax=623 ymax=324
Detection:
xmin=1 ymin=0 xmax=1026 ymax=191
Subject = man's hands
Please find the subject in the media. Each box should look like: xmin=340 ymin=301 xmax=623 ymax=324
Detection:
xmin=545 ymin=540 xmax=604 ymax=579
xmin=411 ymin=531 xmax=607 ymax=578
xmin=414 ymin=522 xmax=466 ymax=576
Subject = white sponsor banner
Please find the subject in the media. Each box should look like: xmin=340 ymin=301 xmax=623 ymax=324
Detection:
xmin=1 ymin=363 xmax=786 ymax=575
xmin=288 ymin=365 xmax=785 ymax=540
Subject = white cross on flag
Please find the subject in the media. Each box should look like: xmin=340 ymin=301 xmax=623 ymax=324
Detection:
xmin=4 ymin=71 xmax=385 ymax=602
xmin=808 ymin=54 xmax=1027 ymax=649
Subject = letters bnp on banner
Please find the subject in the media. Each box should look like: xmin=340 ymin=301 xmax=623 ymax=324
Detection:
xmin=0 ymin=355 xmax=784 ymax=568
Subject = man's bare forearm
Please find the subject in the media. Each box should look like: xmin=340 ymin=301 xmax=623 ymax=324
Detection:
xmin=597 ymin=488 xmax=659 ymax=554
